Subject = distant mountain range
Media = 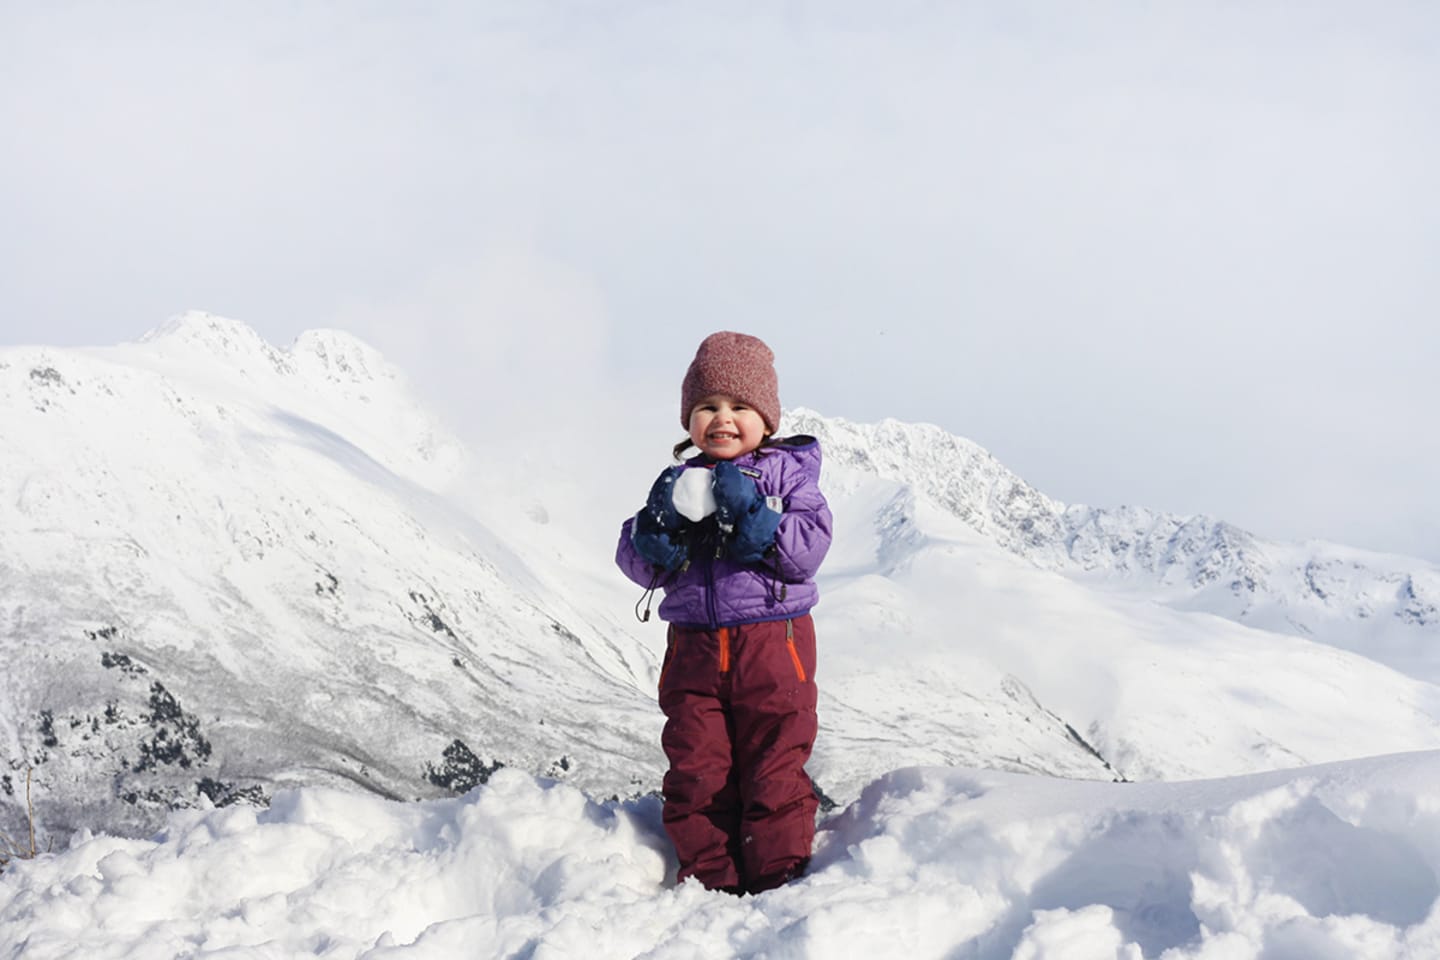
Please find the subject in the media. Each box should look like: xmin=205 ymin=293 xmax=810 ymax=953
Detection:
xmin=785 ymin=410 xmax=1440 ymax=679
xmin=4 ymin=313 xmax=1438 ymax=842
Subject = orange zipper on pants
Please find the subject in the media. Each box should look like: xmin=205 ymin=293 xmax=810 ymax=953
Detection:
xmin=718 ymin=627 xmax=731 ymax=673
xmin=784 ymin=619 xmax=806 ymax=682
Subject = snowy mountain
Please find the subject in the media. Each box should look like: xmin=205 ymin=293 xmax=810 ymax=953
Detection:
xmin=1 ymin=313 xmax=664 ymax=841
xmin=787 ymin=410 xmax=1440 ymax=681
xmin=4 ymin=314 xmax=1440 ymax=848
xmin=787 ymin=409 xmax=1440 ymax=783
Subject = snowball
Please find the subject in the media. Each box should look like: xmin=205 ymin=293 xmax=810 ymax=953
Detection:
xmin=672 ymin=467 xmax=716 ymax=522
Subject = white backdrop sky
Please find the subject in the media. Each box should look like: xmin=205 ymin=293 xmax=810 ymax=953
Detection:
xmin=3 ymin=1 xmax=1437 ymax=562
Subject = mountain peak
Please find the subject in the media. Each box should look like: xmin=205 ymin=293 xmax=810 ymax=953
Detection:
xmin=140 ymin=310 xmax=273 ymax=354
xmin=134 ymin=313 xmax=396 ymax=390
xmin=290 ymin=328 xmax=395 ymax=387
xmin=133 ymin=310 xmax=296 ymax=380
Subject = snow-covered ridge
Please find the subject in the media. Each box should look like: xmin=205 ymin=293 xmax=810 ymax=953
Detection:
xmin=784 ymin=408 xmax=1440 ymax=680
xmin=783 ymin=408 xmax=1065 ymax=555
xmin=139 ymin=310 xmax=292 ymax=363
xmin=14 ymin=310 xmax=461 ymax=492
xmin=137 ymin=310 xmax=403 ymax=392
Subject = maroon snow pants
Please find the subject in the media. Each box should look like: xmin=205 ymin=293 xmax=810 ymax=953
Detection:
xmin=658 ymin=615 xmax=819 ymax=895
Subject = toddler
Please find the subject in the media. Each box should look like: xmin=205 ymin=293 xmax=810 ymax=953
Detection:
xmin=616 ymin=331 xmax=832 ymax=895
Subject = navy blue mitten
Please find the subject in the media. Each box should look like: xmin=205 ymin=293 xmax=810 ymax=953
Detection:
xmin=712 ymin=460 xmax=782 ymax=564
xmin=632 ymin=466 xmax=689 ymax=571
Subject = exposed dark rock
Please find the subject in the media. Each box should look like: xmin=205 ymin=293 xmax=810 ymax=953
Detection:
xmin=133 ymin=683 xmax=212 ymax=772
xmin=196 ymin=777 xmax=269 ymax=808
xmin=426 ymin=739 xmax=503 ymax=795
xmin=101 ymin=652 xmax=147 ymax=677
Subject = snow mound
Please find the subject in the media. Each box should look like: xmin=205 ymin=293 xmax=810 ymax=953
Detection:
xmin=4 ymin=754 xmax=1437 ymax=959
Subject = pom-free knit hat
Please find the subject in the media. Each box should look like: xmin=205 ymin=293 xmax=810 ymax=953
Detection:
xmin=680 ymin=331 xmax=781 ymax=434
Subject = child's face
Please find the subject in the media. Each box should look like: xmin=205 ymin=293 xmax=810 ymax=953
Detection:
xmin=688 ymin=394 xmax=769 ymax=460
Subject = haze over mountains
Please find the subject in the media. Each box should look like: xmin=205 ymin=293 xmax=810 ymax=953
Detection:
xmin=3 ymin=312 xmax=1438 ymax=845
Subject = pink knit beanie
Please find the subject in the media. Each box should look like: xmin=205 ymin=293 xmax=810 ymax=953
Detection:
xmin=680 ymin=332 xmax=781 ymax=434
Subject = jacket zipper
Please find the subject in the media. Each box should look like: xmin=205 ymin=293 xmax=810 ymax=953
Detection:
xmin=703 ymin=531 xmax=720 ymax=630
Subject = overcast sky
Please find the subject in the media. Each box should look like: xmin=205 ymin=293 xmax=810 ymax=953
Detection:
xmin=3 ymin=1 xmax=1437 ymax=562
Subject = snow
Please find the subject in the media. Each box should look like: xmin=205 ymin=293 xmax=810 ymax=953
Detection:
xmin=4 ymin=753 xmax=1439 ymax=959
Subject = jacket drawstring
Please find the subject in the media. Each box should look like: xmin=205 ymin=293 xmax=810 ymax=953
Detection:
xmin=636 ymin=556 xmax=689 ymax=622
xmin=756 ymin=552 xmax=787 ymax=604
xmin=635 ymin=576 xmax=660 ymax=622
xmin=636 ymin=564 xmax=672 ymax=622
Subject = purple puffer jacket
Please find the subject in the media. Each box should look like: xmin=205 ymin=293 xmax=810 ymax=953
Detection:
xmin=616 ymin=436 xmax=832 ymax=627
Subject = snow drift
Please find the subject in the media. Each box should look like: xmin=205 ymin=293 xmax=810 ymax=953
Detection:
xmin=3 ymin=752 xmax=1437 ymax=958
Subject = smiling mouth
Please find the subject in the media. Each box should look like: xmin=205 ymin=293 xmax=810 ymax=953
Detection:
xmin=707 ymin=432 xmax=739 ymax=442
